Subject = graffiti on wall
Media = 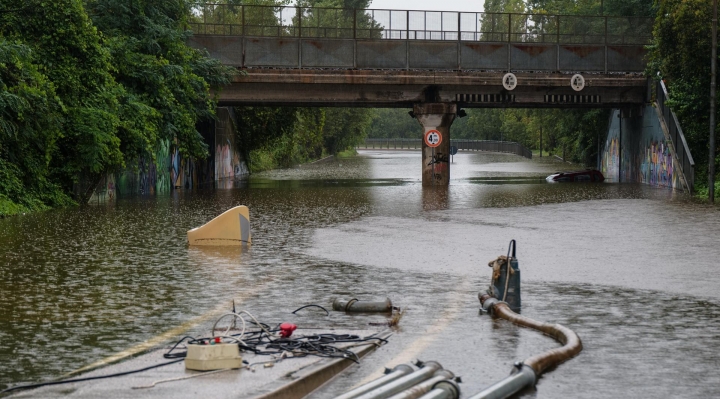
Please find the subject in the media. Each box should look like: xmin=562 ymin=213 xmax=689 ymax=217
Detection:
xmin=601 ymin=107 xmax=681 ymax=190
xmin=638 ymin=139 xmax=677 ymax=188
xmin=215 ymin=140 xmax=248 ymax=180
xmin=602 ymin=136 xmax=619 ymax=181
xmin=88 ymin=174 xmax=116 ymax=204
xmin=137 ymin=154 xmax=158 ymax=195
xmin=94 ymin=107 xmax=249 ymax=203
xmin=156 ymin=139 xmax=171 ymax=194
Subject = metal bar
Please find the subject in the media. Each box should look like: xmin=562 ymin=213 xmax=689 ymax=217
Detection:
xmin=710 ymin=0 xmax=717 ymax=202
xmin=298 ymin=6 xmax=302 ymax=37
xmin=336 ymin=364 xmax=416 ymax=399
xmin=604 ymin=16 xmax=608 ymax=73
xmin=556 ymin=15 xmax=560 ymax=44
xmin=406 ymin=10 xmax=409 ymax=40
xmin=457 ymin=12 xmax=461 ymax=69
xmin=386 ymin=371 xmax=454 ymax=399
xmin=353 ymin=362 xmax=444 ymax=399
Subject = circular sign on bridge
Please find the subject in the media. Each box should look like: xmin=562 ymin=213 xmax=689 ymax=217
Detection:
xmin=502 ymin=73 xmax=517 ymax=91
xmin=424 ymin=130 xmax=442 ymax=148
xmin=571 ymin=74 xmax=585 ymax=91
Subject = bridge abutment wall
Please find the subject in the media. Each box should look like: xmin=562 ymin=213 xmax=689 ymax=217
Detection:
xmin=88 ymin=107 xmax=248 ymax=203
xmin=600 ymin=106 xmax=683 ymax=191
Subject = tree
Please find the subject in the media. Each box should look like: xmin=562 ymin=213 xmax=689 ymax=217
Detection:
xmin=322 ymin=107 xmax=373 ymax=154
xmin=87 ymin=0 xmax=236 ymax=162
xmin=648 ymin=0 xmax=717 ymax=194
xmin=0 ymin=0 xmax=124 ymax=202
xmin=0 ymin=40 xmax=72 ymax=216
xmin=0 ymin=0 xmax=238 ymax=212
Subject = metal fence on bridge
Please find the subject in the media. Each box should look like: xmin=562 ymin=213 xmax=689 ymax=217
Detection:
xmin=357 ymin=138 xmax=532 ymax=159
xmin=655 ymin=79 xmax=695 ymax=193
xmin=188 ymin=4 xmax=651 ymax=72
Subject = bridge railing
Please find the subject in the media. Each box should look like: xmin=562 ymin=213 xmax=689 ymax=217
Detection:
xmin=190 ymin=5 xmax=651 ymax=44
xmin=655 ymin=79 xmax=695 ymax=193
xmin=189 ymin=5 xmax=651 ymax=72
xmin=357 ymin=138 xmax=532 ymax=159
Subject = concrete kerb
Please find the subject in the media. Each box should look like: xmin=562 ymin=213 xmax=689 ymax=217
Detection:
xmin=255 ymin=330 xmax=392 ymax=399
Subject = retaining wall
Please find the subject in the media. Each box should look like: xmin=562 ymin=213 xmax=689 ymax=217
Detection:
xmin=89 ymin=107 xmax=248 ymax=204
xmin=601 ymin=105 xmax=682 ymax=190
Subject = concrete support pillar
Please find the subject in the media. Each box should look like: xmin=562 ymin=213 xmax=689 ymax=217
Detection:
xmin=413 ymin=103 xmax=456 ymax=186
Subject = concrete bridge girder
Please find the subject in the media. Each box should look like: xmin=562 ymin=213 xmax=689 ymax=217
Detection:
xmin=218 ymin=69 xmax=648 ymax=108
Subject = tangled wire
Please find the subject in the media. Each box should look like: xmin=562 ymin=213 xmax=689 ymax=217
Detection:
xmin=164 ymin=311 xmax=387 ymax=364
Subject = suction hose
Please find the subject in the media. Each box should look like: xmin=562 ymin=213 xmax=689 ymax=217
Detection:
xmin=468 ymin=294 xmax=583 ymax=399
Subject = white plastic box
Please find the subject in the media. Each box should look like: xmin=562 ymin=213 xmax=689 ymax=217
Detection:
xmin=185 ymin=343 xmax=243 ymax=371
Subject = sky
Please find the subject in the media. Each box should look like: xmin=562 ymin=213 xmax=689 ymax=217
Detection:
xmin=368 ymin=0 xmax=485 ymax=13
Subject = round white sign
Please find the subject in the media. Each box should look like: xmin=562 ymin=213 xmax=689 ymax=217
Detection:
xmin=502 ymin=73 xmax=517 ymax=91
xmin=571 ymin=74 xmax=585 ymax=91
xmin=424 ymin=129 xmax=442 ymax=148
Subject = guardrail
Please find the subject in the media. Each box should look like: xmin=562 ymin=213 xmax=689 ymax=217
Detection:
xmin=357 ymin=138 xmax=532 ymax=159
xmin=188 ymin=5 xmax=651 ymax=72
xmin=190 ymin=5 xmax=651 ymax=44
xmin=656 ymin=79 xmax=695 ymax=193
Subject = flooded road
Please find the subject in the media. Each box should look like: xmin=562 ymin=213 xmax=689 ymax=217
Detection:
xmin=1 ymin=150 xmax=719 ymax=398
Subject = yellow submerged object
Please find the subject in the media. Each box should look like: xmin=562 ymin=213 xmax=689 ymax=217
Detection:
xmin=187 ymin=205 xmax=252 ymax=246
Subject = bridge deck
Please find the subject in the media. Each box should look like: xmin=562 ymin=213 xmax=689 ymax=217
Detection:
xmin=218 ymin=68 xmax=648 ymax=108
xmin=192 ymin=6 xmax=651 ymax=108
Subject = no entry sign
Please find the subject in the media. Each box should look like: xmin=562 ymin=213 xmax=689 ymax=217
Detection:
xmin=424 ymin=130 xmax=442 ymax=148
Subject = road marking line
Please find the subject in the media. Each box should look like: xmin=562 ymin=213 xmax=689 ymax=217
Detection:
xmin=354 ymin=280 xmax=470 ymax=386
xmin=63 ymin=284 xmax=268 ymax=377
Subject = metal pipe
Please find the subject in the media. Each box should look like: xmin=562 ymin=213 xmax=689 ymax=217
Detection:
xmin=418 ymin=380 xmax=461 ymax=399
xmin=466 ymin=364 xmax=535 ymax=399
xmin=335 ymin=364 xmax=416 ymax=399
xmin=386 ymin=370 xmax=454 ymax=399
xmin=353 ymin=361 xmax=443 ymax=399
xmin=470 ymin=294 xmax=583 ymax=399
xmin=333 ymin=298 xmax=393 ymax=313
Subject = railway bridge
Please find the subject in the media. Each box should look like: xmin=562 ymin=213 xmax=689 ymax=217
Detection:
xmin=189 ymin=5 xmax=662 ymax=186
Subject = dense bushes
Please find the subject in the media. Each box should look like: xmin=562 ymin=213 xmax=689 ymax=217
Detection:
xmin=0 ymin=0 xmax=233 ymax=216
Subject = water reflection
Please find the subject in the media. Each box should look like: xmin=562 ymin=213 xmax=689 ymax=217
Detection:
xmin=0 ymin=150 xmax=717 ymax=398
xmin=422 ymin=187 xmax=449 ymax=211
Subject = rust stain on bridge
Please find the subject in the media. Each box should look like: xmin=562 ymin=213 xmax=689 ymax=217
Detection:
xmin=216 ymin=68 xmax=648 ymax=108
xmin=514 ymin=45 xmax=553 ymax=57
xmin=563 ymin=46 xmax=604 ymax=58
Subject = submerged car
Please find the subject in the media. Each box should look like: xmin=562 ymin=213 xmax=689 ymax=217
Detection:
xmin=546 ymin=169 xmax=605 ymax=183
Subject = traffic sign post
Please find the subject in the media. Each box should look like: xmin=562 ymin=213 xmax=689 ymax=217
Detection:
xmin=449 ymin=145 xmax=458 ymax=162
xmin=424 ymin=130 xmax=442 ymax=147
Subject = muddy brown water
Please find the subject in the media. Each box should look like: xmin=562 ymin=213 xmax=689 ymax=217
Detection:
xmin=1 ymin=150 xmax=719 ymax=398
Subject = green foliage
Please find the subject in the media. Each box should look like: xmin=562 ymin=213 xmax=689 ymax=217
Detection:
xmin=87 ymin=0 xmax=236 ymax=161
xmin=322 ymin=108 xmax=373 ymax=154
xmin=0 ymin=0 xmax=238 ymax=212
xmin=465 ymin=109 xmax=504 ymax=140
xmin=649 ymin=0 xmax=717 ymax=193
xmin=236 ymin=105 xmax=372 ymax=172
xmin=294 ymin=108 xmax=326 ymax=161
xmin=1 ymin=0 xmax=124 ymax=199
xmin=0 ymin=38 xmax=73 ymax=216
xmin=367 ymin=109 xmax=418 ymax=138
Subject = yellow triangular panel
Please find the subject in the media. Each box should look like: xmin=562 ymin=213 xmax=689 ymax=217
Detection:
xmin=187 ymin=206 xmax=252 ymax=246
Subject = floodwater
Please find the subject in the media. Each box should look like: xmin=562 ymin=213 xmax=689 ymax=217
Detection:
xmin=1 ymin=150 xmax=719 ymax=398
